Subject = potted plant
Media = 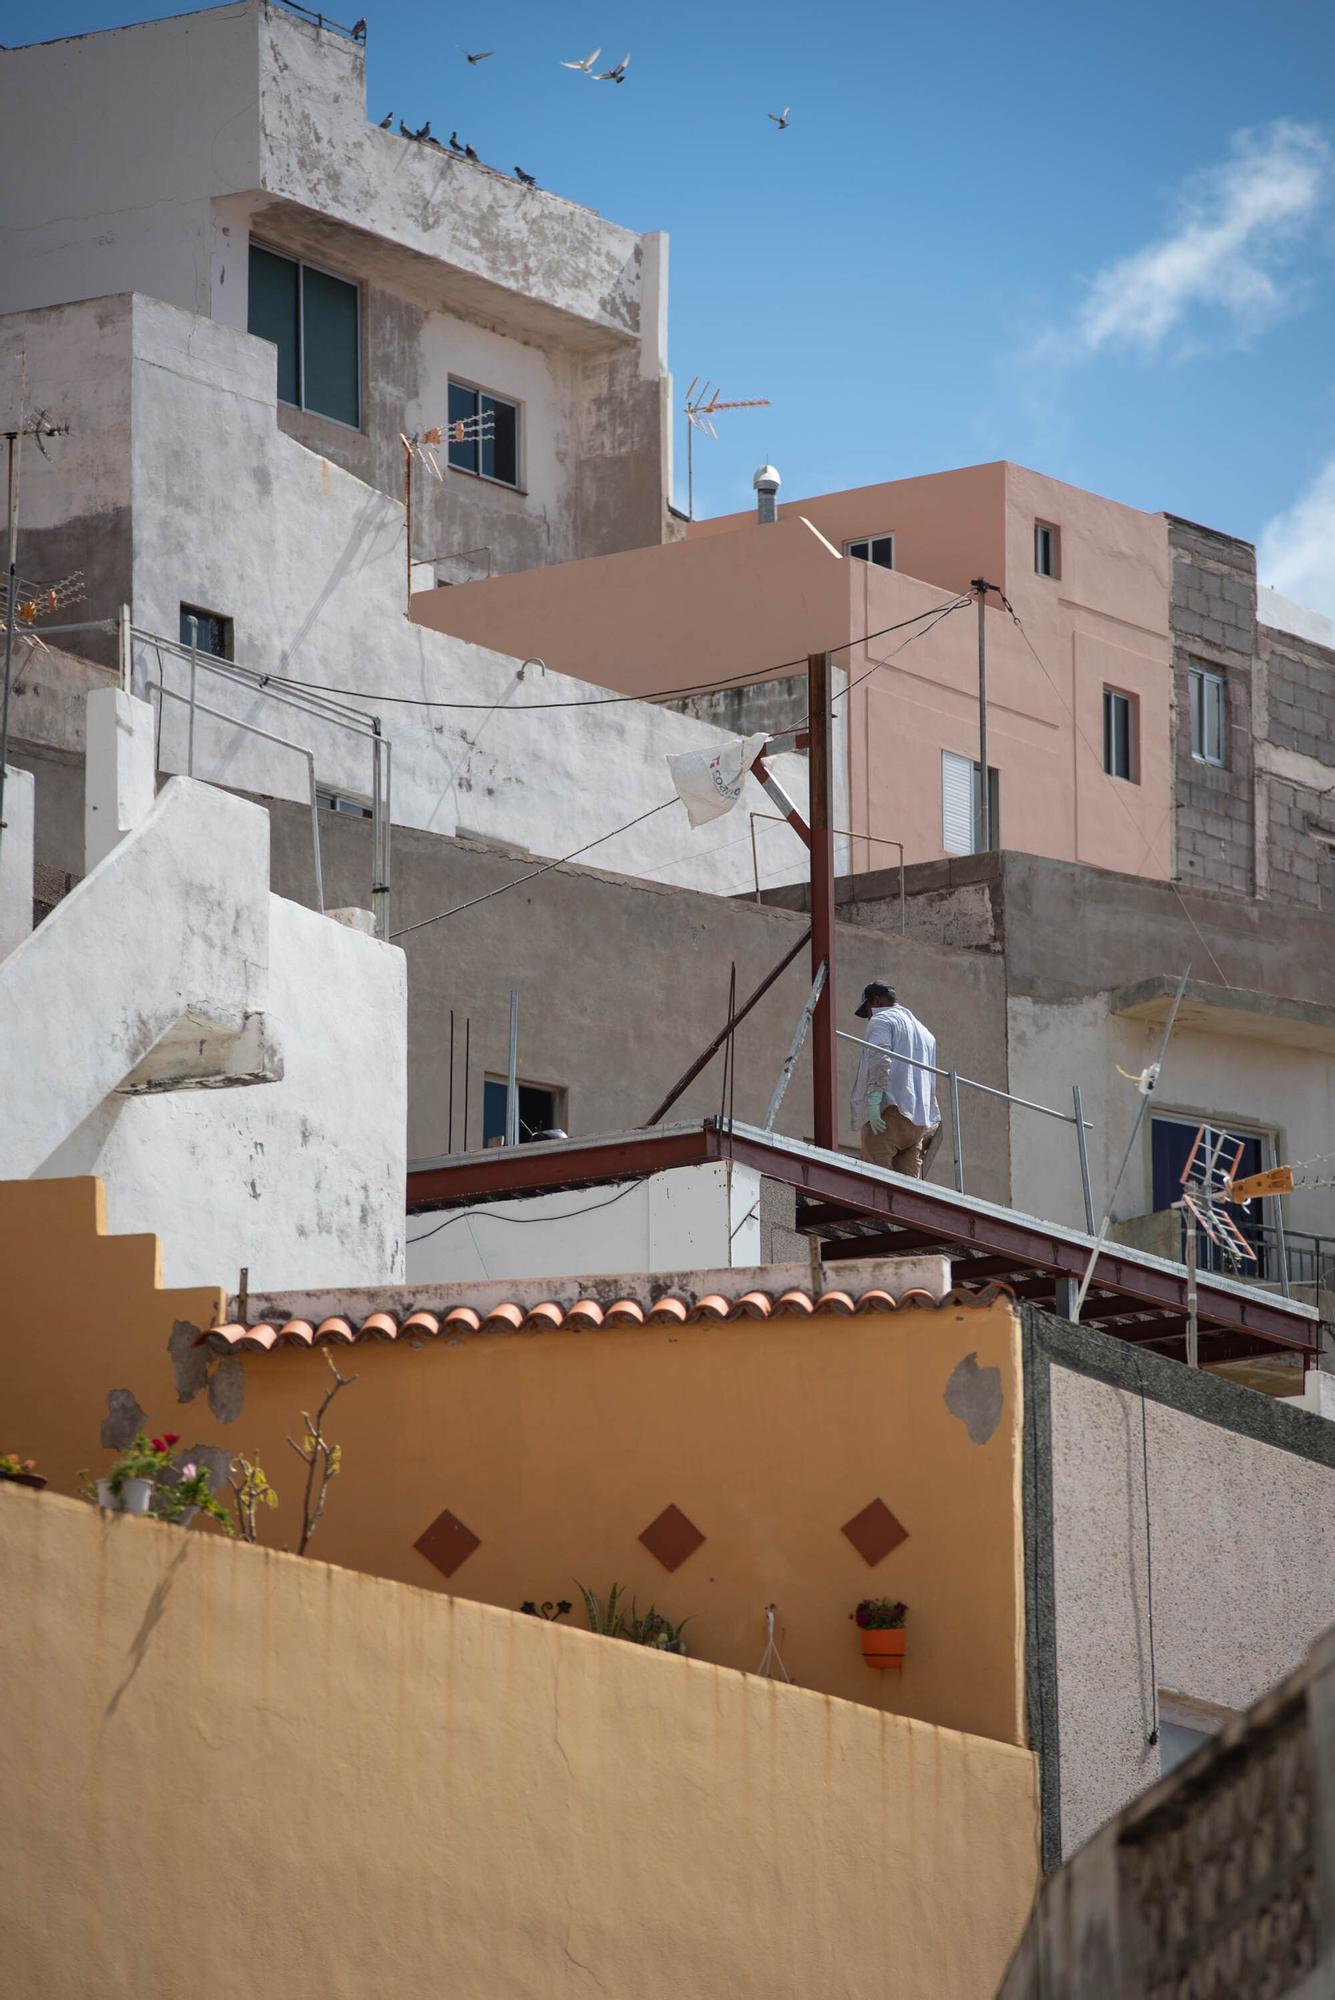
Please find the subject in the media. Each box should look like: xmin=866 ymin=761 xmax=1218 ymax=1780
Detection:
xmin=0 ymin=1453 xmax=46 ymax=1492
xmin=852 ymin=1597 xmax=907 ymax=1667
xmin=155 ymin=1461 xmax=235 ymax=1534
xmin=97 ymin=1432 xmax=179 ymax=1515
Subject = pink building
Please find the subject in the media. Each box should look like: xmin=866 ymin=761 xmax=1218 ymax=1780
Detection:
xmin=411 ymin=462 xmax=1173 ymax=881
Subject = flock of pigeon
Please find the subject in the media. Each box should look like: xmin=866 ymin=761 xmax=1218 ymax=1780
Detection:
xmin=379 ymin=42 xmax=791 ymax=194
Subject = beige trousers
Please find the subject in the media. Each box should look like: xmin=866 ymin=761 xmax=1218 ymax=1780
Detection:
xmin=859 ymin=1105 xmax=931 ymax=1178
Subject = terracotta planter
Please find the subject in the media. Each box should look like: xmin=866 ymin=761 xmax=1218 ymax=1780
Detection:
xmin=860 ymin=1627 xmax=906 ymax=1668
xmin=0 ymin=1471 xmax=46 ymax=1491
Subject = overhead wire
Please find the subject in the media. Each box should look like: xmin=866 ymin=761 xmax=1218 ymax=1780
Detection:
xmin=254 ymin=601 xmax=969 ymax=713
xmin=407 ymin=1178 xmax=639 ymax=1244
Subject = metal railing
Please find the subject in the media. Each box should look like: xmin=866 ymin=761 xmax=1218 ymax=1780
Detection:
xmin=838 ymin=1026 xmax=1096 ymax=1230
xmin=751 ymin=814 xmax=907 ymax=932
xmin=273 ymin=0 xmax=366 ymax=41
xmin=128 ymin=623 xmax=393 ymax=939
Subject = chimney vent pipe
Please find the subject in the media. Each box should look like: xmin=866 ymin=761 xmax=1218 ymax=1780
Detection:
xmin=753 ymin=464 xmax=781 ymax=526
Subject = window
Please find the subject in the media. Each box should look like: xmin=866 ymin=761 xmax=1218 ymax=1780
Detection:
xmin=1034 ymin=521 xmax=1060 ymax=578
xmin=941 ymin=749 xmax=1000 ymax=855
xmin=315 ymin=786 xmax=373 ymax=819
xmin=1102 ymin=687 xmax=1136 ymax=781
xmin=1189 ymin=667 xmax=1226 ymax=765
xmin=1158 ymin=1696 xmax=1233 ymax=1777
xmin=248 ymin=244 xmax=360 ymax=428
xmin=483 ymin=1078 xmax=564 ymax=1145
xmin=447 ymin=379 xmax=520 ymax=488
xmin=845 ymin=534 xmax=894 ymax=570
xmin=179 ymin=604 xmax=233 ymax=660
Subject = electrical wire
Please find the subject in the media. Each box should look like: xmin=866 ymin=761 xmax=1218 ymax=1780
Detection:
xmin=256 ymin=601 xmax=968 ymax=713
xmin=407 ymin=1178 xmax=639 ymax=1244
xmin=388 ymin=797 xmax=677 ymax=940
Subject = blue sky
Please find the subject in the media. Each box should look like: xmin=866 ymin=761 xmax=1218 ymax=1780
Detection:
xmin=7 ymin=0 xmax=1335 ymax=611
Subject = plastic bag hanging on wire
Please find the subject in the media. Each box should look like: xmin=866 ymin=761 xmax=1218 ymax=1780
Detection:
xmin=666 ymin=732 xmax=769 ymax=829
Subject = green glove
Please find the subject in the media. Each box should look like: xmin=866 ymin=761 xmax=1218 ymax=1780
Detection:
xmin=866 ymin=1089 xmax=886 ymax=1135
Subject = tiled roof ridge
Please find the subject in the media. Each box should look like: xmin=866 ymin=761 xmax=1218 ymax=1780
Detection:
xmin=199 ymin=1281 xmax=1016 ymax=1352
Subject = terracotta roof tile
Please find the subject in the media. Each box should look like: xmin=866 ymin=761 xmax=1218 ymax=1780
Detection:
xmin=199 ymin=1281 xmax=1014 ymax=1353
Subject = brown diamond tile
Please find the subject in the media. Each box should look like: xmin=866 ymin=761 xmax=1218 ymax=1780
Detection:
xmin=638 ymin=1502 xmax=705 ymax=1572
xmin=415 ymin=1507 xmax=480 ymax=1579
xmin=841 ymin=1498 xmax=908 ymax=1566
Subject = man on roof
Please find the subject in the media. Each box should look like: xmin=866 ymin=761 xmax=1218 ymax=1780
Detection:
xmin=849 ymin=981 xmax=939 ymax=1179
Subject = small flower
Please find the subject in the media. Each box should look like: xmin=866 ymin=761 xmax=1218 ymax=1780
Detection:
xmin=180 ymin=1463 xmax=198 ymax=1481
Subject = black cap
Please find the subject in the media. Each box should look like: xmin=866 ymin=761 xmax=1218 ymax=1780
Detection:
xmin=854 ymin=981 xmax=894 ymax=1019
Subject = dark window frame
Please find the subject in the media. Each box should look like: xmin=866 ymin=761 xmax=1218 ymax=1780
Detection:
xmin=1102 ymin=686 xmax=1137 ymax=782
xmin=179 ymin=603 xmax=234 ymax=661
xmin=845 ymin=533 xmax=895 ymax=570
xmin=1189 ymin=665 xmax=1226 ymax=766
xmin=248 ymin=241 xmax=362 ymax=431
xmin=482 ymin=1075 xmax=566 ymax=1145
xmin=446 ymin=376 xmax=523 ymax=490
xmin=1034 ymin=520 xmax=1061 ymax=579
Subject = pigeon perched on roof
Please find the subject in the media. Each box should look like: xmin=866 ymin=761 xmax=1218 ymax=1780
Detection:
xmin=379 ymin=111 xmax=394 ymax=128
xmin=595 ymin=55 xmax=630 ymax=82
xmin=561 ymin=47 xmax=601 ymax=72
xmin=351 ymin=18 xmax=366 ymax=39
xmin=464 ymin=143 xmax=480 ymax=161
xmin=515 ymin=167 xmax=537 ymax=187
xmin=768 ymin=107 xmax=790 ymax=129
xmin=449 ymin=131 xmax=464 ymax=153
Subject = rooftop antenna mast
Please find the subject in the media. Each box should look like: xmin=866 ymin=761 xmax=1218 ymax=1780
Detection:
xmin=401 ymin=409 xmax=493 ymax=615
xmin=681 ymin=378 xmax=770 ymax=522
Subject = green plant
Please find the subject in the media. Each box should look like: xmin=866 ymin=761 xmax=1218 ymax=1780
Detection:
xmin=577 ymin=1585 xmax=690 ymax=1654
xmin=286 ymin=1351 xmax=356 ymax=1555
xmin=230 ymin=1453 xmax=279 ymax=1544
xmin=852 ymin=1597 xmax=907 ymax=1631
xmin=155 ymin=1461 xmax=235 ymax=1535
xmin=106 ymin=1432 xmax=179 ymax=1496
xmin=577 ymin=1581 xmax=629 ymax=1638
xmin=0 ymin=1454 xmax=38 ymax=1480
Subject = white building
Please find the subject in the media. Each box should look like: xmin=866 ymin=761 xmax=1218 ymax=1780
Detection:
xmin=0 ymin=1 xmax=813 ymax=906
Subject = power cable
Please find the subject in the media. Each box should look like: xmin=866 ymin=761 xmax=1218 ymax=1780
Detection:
xmin=257 ymin=602 xmax=969 ymax=713
xmin=407 ymin=1178 xmax=639 ymax=1245
xmin=388 ymin=797 xmax=677 ymax=940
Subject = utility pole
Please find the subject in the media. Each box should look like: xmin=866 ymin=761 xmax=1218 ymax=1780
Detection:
xmin=0 ymin=429 xmax=21 ymax=846
xmin=807 ymin=650 xmax=837 ymax=1150
xmin=970 ymin=579 xmax=996 ymax=854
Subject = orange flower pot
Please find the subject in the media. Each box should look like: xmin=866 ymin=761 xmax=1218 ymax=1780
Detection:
xmin=860 ymin=1627 xmax=906 ymax=1668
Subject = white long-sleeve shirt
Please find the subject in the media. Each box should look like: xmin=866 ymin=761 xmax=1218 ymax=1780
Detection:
xmin=849 ymin=1004 xmax=939 ymax=1132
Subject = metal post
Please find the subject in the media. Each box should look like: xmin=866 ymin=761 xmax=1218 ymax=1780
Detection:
xmin=463 ymin=1016 xmax=471 ymax=1151
xmin=1268 ymin=1134 xmax=1291 ymax=1297
xmin=505 ymin=989 xmax=519 ymax=1146
xmin=1183 ymin=1205 xmax=1199 ymax=1368
xmin=808 ymin=651 xmax=838 ymax=1150
xmin=307 ymin=759 xmax=325 ymax=914
xmin=1073 ymin=1083 xmax=1095 ymax=1233
xmin=948 ymin=1070 xmax=964 ymax=1193
xmin=448 ymin=1008 xmax=455 ymax=1155
xmin=185 ymin=613 xmax=199 ymax=777
xmin=119 ymin=602 xmax=132 ymax=693
xmin=971 ymin=579 xmax=990 ymax=854
xmin=403 ymin=436 xmax=413 ymax=616
xmin=0 ymin=433 xmax=19 ymax=855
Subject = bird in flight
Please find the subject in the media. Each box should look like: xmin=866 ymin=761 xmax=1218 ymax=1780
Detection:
xmin=449 ymin=131 xmax=464 ymax=152
xmin=464 ymin=49 xmax=493 ymax=64
xmin=768 ymin=106 xmax=790 ymax=129
xmin=378 ymin=111 xmax=393 ymax=128
xmin=515 ymin=167 xmax=537 ymax=187
xmin=596 ymin=55 xmax=630 ymax=83
xmin=561 ymin=47 xmax=601 ymax=72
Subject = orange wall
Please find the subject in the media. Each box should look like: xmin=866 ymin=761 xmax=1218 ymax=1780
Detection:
xmin=413 ymin=459 xmax=1173 ymax=881
xmin=0 ymin=1178 xmax=1027 ymax=1748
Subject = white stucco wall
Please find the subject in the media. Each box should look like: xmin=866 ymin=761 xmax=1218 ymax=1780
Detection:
xmin=1007 ymin=991 xmax=1335 ymax=1247
xmin=406 ymin=1161 xmax=762 ymax=1285
xmin=0 ymin=765 xmax=34 ymax=961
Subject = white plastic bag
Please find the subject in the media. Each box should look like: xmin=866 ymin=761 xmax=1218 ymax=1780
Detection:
xmin=666 ymin=732 xmax=768 ymax=829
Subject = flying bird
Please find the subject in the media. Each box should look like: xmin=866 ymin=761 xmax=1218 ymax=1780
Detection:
xmin=515 ymin=167 xmax=537 ymax=187
xmin=561 ymin=47 xmax=601 ymax=72
xmin=595 ymin=55 xmax=630 ymax=83
xmin=768 ymin=107 xmax=790 ymax=129
xmin=379 ymin=111 xmax=394 ymax=128
xmin=449 ymin=131 xmax=464 ymax=152
xmin=464 ymin=142 xmax=480 ymax=161
xmin=464 ymin=49 xmax=493 ymax=63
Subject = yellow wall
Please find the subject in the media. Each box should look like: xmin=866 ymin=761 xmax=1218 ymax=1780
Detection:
xmin=0 ymin=1490 xmax=1040 ymax=2000
xmin=1 ymin=1177 xmax=1025 ymax=1746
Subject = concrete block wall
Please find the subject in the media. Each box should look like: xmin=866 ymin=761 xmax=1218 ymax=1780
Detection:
xmin=1258 ymin=626 xmax=1335 ymax=914
xmin=1167 ymin=516 xmax=1257 ymax=898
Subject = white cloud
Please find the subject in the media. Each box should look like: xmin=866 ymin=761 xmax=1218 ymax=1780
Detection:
xmin=1069 ymin=121 xmax=1329 ymax=356
xmin=1258 ymin=455 xmax=1335 ymax=622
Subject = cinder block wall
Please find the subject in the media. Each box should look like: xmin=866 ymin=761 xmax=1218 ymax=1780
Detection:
xmin=1167 ymin=515 xmax=1257 ymax=897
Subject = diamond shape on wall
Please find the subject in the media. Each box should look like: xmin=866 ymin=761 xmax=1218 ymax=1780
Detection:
xmin=841 ymin=1498 xmax=908 ymax=1566
xmin=415 ymin=1507 xmax=481 ymax=1579
xmin=638 ymin=1503 xmax=705 ymax=1572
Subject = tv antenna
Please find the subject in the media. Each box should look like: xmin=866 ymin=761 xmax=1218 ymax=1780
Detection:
xmin=400 ymin=410 xmax=493 ymax=612
xmin=681 ymin=378 xmax=770 ymax=521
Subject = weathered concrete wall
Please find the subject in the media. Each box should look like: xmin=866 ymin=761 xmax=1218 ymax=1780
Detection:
xmin=1256 ymin=623 xmax=1335 ymax=912
xmin=1040 ymin=1334 xmax=1335 ymax=1857
xmin=264 ymin=797 xmax=1014 ymax=1200
xmin=1167 ymin=516 xmax=1258 ymax=896
xmin=0 ymin=1488 xmax=1039 ymax=2000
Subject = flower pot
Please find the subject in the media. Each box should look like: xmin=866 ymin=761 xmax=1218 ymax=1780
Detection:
xmin=118 ymin=1478 xmax=154 ymax=1516
xmin=96 ymin=1478 xmax=117 ymax=1510
xmin=860 ymin=1627 xmax=906 ymax=1668
xmin=174 ymin=1505 xmax=199 ymax=1528
xmin=1 ymin=1471 xmax=46 ymax=1491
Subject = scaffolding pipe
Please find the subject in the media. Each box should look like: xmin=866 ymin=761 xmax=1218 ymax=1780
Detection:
xmin=645 ymin=928 xmax=811 ymax=1127
xmin=506 ymin=991 xmax=520 ymax=1146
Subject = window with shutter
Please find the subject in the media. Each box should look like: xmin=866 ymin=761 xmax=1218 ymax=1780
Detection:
xmin=941 ymin=750 xmax=975 ymax=855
